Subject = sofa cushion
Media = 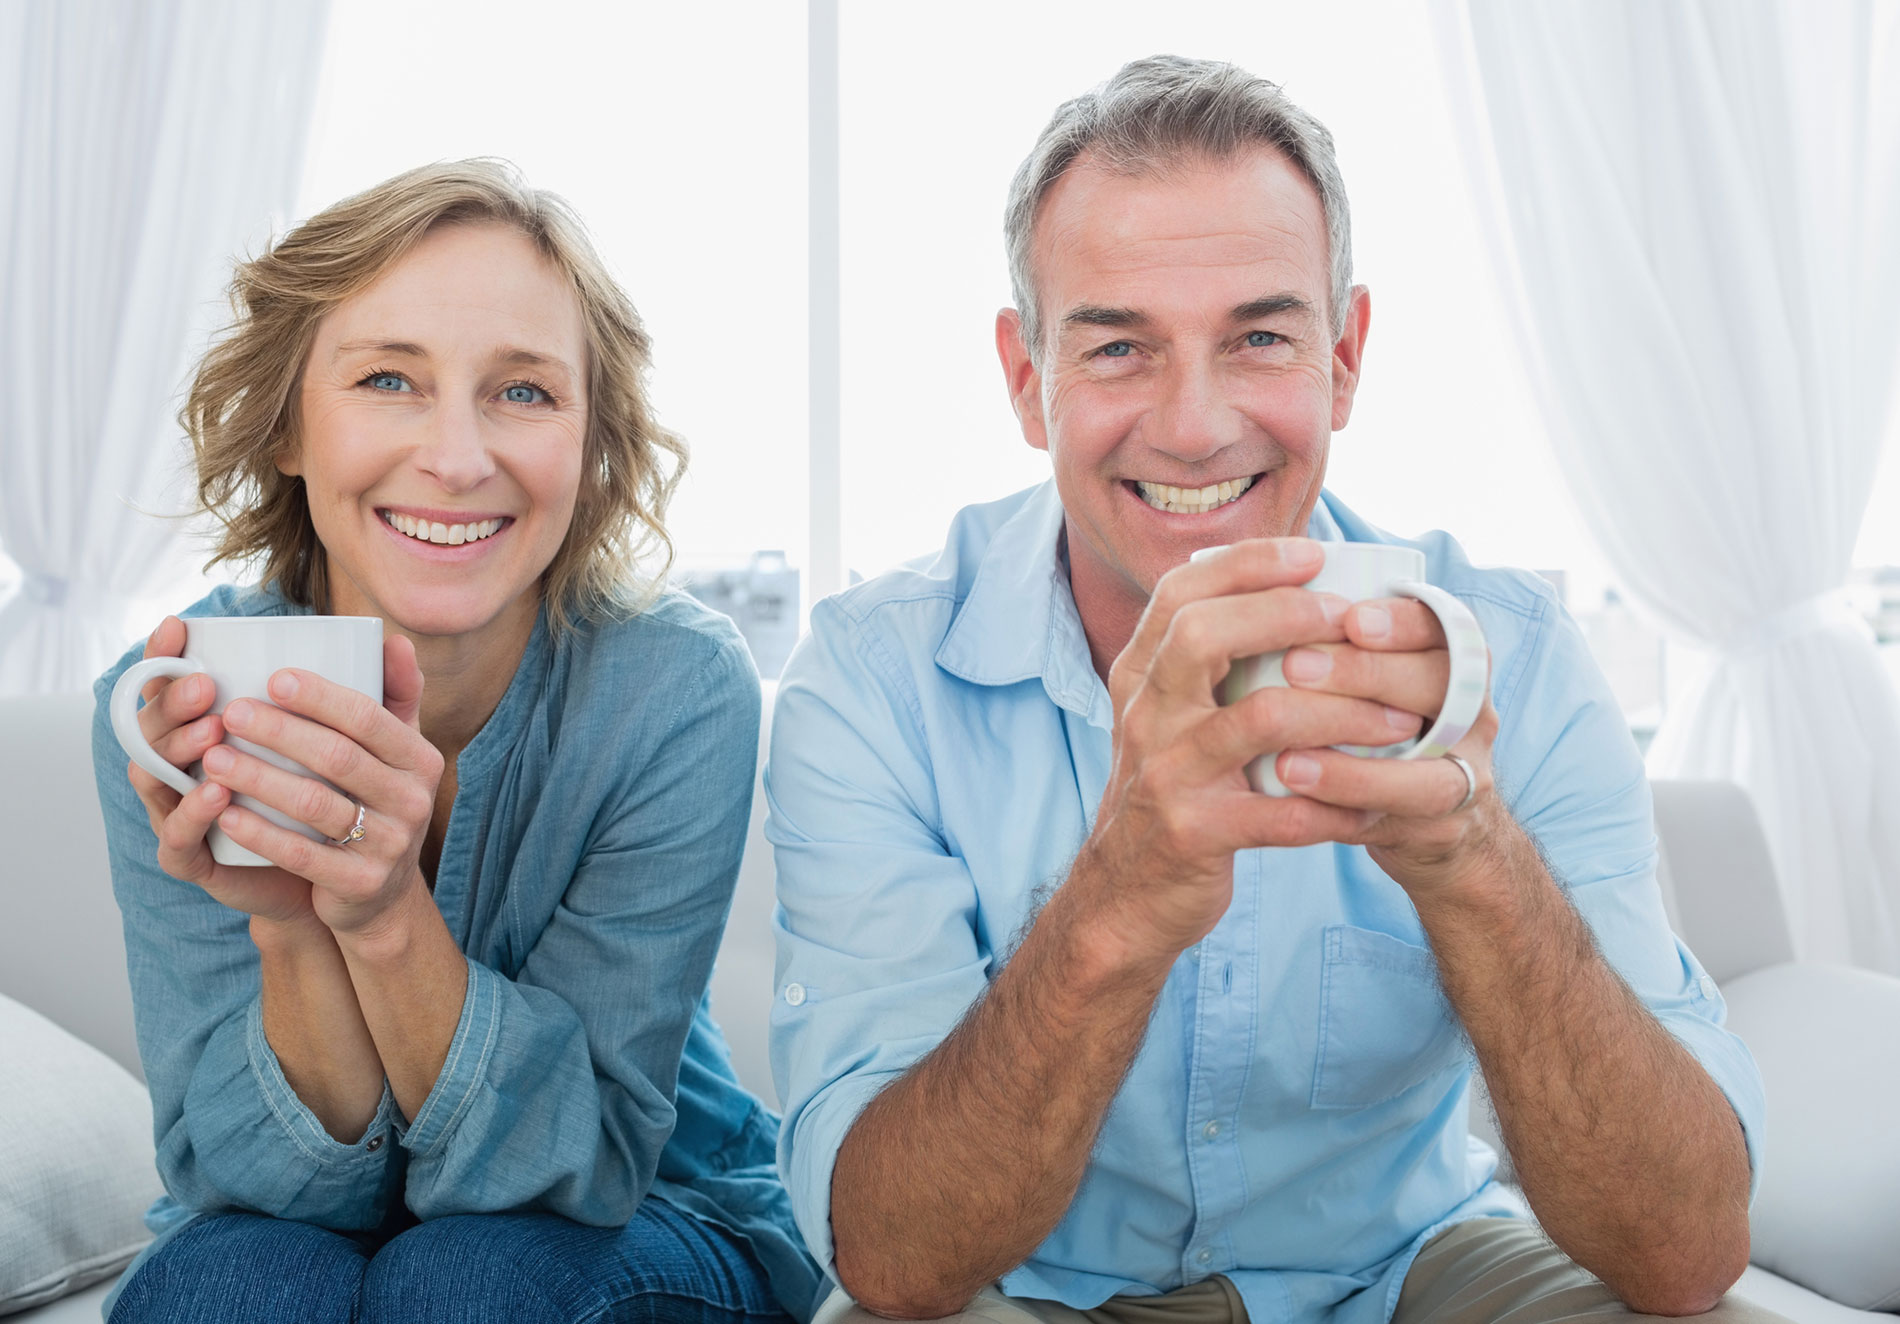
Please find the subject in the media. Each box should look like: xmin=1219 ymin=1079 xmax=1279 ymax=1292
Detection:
xmin=1723 ymin=962 xmax=1900 ymax=1312
xmin=0 ymin=994 xmax=159 ymax=1317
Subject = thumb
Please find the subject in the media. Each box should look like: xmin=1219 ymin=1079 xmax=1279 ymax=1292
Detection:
xmin=383 ymin=633 xmax=425 ymax=729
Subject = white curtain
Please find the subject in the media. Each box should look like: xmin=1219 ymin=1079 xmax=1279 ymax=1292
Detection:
xmin=1430 ymin=0 xmax=1900 ymax=973
xmin=0 ymin=0 xmax=331 ymax=695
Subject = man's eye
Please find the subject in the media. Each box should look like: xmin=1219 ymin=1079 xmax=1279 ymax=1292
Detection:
xmin=502 ymin=383 xmax=549 ymax=405
xmin=1097 ymin=341 xmax=1134 ymax=358
xmin=364 ymin=372 xmax=412 ymax=392
xmin=1245 ymin=331 xmax=1281 ymax=349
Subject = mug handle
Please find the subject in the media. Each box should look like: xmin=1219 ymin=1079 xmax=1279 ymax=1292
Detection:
xmin=1381 ymin=580 xmax=1489 ymax=759
xmin=109 ymin=657 xmax=205 ymax=798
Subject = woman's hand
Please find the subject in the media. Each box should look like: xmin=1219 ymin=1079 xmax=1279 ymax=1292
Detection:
xmin=201 ymin=633 xmax=445 ymax=942
xmin=125 ymin=617 xmax=317 ymax=926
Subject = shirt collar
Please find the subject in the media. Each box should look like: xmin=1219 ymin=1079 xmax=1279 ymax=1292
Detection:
xmin=935 ymin=481 xmax=1348 ymax=724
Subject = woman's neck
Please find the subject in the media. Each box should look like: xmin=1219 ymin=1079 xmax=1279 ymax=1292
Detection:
xmin=320 ymin=576 xmax=540 ymax=756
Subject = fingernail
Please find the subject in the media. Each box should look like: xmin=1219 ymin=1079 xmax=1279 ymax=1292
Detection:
xmin=202 ymin=781 xmax=227 ymax=804
xmin=1285 ymin=539 xmax=1322 ymax=568
xmin=270 ymin=672 xmax=299 ymax=700
xmin=224 ymin=700 xmax=250 ymax=727
xmin=1281 ymin=753 xmax=1321 ymax=787
xmin=219 ymin=809 xmax=240 ymax=831
xmin=1356 ymin=605 xmax=1392 ymax=640
xmin=184 ymin=676 xmax=203 ymax=703
xmin=1283 ymin=648 xmax=1332 ymax=683
xmin=203 ymin=745 xmax=233 ymax=774
xmin=1318 ymin=594 xmax=1349 ymax=625
xmin=1385 ymin=704 xmax=1417 ymax=729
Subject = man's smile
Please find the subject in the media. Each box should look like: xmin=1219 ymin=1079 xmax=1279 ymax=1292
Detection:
xmin=1128 ymin=473 xmax=1261 ymax=515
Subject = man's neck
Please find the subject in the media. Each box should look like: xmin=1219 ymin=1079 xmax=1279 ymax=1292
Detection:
xmin=1062 ymin=519 xmax=1151 ymax=685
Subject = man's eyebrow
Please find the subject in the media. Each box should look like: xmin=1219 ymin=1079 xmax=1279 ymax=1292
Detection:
xmin=1231 ymin=293 xmax=1316 ymax=323
xmin=1061 ymin=305 xmax=1151 ymax=331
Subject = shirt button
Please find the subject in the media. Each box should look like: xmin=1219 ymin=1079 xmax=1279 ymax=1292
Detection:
xmin=1196 ymin=1248 xmax=1213 ymax=1265
xmin=1202 ymin=1120 xmax=1221 ymax=1141
xmin=366 ymin=1133 xmax=385 ymax=1153
xmin=1698 ymin=975 xmax=1717 ymax=998
xmin=784 ymin=983 xmax=807 ymax=1006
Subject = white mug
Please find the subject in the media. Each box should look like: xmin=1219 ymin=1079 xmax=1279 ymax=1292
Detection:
xmin=110 ymin=615 xmax=384 ymax=867
xmin=1190 ymin=542 xmax=1489 ymax=796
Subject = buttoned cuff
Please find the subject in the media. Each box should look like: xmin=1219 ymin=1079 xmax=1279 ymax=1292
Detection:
xmin=782 ymin=1068 xmax=902 ymax=1274
xmin=245 ymin=996 xmax=403 ymax=1161
xmin=397 ymin=954 xmax=501 ymax=1159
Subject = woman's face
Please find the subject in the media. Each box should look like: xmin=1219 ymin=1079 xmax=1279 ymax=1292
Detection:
xmin=284 ymin=221 xmax=589 ymax=641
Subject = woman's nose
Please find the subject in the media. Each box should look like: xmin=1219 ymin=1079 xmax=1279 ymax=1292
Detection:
xmin=414 ymin=399 xmax=497 ymax=493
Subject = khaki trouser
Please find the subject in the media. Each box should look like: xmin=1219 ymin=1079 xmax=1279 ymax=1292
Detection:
xmin=811 ymin=1218 xmax=1794 ymax=1324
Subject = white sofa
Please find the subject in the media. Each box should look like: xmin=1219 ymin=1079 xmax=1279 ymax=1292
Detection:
xmin=1 ymin=691 xmax=1893 ymax=1320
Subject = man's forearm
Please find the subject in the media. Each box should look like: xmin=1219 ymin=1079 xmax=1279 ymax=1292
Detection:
xmin=1413 ymin=822 xmax=1751 ymax=1314
xmin=830 ymin=850 xmax=1174 ymax=1319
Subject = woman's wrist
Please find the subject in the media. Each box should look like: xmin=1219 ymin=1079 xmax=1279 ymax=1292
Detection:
xmin=328 ymin=868 xmax=440 ymax=966
xmin=249 ymin=906 xmax=335 ymax=958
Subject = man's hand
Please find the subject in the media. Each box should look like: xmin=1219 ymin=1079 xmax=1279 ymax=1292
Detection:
xmin=1083 ymin=537 xmax=1441 ymax=964
xmin=1269 ymin=596 xmax=1507 ymax=898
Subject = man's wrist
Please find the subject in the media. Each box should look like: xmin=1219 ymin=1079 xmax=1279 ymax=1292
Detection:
xmin=1046 ymin=845 xmax=1187 ymax=994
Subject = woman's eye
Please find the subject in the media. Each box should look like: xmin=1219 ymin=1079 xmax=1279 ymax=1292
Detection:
xmin=1097 ymin=341 xmax=1135 ymax=359
xmin=366 ymin=372 xmax=411 ymax=392
xmin=502 ymin=383 xmax=548 ymax=405
xmin=1245 ymin=331 xmax=1281 ymax=349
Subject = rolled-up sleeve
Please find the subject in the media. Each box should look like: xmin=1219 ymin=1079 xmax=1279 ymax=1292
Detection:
xmin=1486 ymin=587 xmax=1767 ymax=1198
xmin=92 ymin=662 xmax=402 ymax=1229
xmin=765 ymin=597 xmax=993 ymax=1272
xmin=396 ymin=634 xmax=762 ymax=1224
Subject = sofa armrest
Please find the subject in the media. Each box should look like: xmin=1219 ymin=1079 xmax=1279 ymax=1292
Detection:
xmin=1721 ymin=961 xmax=1900 ymax=1312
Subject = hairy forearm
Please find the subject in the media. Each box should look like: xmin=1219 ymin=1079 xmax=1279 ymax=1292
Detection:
xmin=253 ymin=914 xmax=387 ymax=1142
xmin=1415 ymin=823 xmax=1751 ymax=1314
xmin=333 ymin=880 xmax=468 ymax=1123
xmin=830 ymin=850 xmax=1174 ymax=1319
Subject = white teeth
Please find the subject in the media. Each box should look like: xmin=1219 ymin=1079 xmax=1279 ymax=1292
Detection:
xmin=1135 ymin=475 xmax=1256 ymax=515
xmin=381 ymin=511 xmax=505 ymax=545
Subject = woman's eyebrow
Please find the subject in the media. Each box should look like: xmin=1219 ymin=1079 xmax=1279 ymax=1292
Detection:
xmin=491 ymin=346 xmax=578 ymax=377
xmin=332 ymin=338 xmax=427 ymax=362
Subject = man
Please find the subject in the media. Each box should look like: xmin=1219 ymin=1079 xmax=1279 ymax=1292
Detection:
xmin=766 ymin=56 xmax=1775 ymax=1324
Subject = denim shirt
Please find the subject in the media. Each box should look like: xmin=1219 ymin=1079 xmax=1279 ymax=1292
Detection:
xmin=91 ymin=583 xmax=823 ymax=1321
xmin=766 ymin=481 xmax=1764 ymax=1324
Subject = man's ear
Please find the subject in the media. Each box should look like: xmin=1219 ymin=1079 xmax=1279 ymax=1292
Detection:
xmin=995 ymin=307 xmax=1049 ymax=453
xmin=1329 ymin=284 xmax=1372 ymax=432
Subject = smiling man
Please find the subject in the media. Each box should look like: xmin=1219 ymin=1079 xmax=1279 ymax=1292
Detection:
xmin=766 ymin=57 xmax=1780 ymax=1324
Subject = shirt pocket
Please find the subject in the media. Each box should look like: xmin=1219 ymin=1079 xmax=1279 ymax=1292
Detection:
xmin=1310 ymin=924 xmax=1467 ymax=1110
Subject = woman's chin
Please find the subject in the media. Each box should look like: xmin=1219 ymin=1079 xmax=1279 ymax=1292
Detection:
xmin=372 ymin=589 xmax=533 ymax=644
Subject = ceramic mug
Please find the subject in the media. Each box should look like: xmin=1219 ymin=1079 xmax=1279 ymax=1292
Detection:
xmin=110 ymin=615 xmax=384 ymax=866
xmin=1190 ymin=542 xmax=1489 ymax=796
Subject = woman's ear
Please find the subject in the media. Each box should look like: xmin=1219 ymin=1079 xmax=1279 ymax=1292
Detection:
xmin=274 ymin=441 xmax=303 ymax=478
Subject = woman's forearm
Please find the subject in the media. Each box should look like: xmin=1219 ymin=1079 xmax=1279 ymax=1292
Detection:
xmin=332 ymin=878 xmax=469 ymax=1123
xmin=253 ymin=913 xmax=388 ymax=1142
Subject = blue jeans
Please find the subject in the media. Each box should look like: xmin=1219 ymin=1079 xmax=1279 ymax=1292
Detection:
xmin=110 ymin=1197 xmax=798 ymax=1324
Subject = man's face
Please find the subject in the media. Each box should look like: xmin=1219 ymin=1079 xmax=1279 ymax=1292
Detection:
xmin=998 ymin=146 xmax=1369 ymax=633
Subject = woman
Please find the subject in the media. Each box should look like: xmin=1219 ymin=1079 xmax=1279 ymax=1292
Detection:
xmin=89 ymin=161 xmax=821 ymax=1323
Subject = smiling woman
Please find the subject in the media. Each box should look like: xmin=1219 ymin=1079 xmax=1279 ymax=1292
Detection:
xmin=86 ymin=161 xmax=821 ymax=1324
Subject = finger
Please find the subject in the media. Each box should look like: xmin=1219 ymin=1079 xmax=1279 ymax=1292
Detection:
xmin=382 ymin=634 xmax=425 ymax=730
xmin=128 ymin=760 xmax=184 ymax=835
xmin=264 ymin=667 xmax=431 ymax=774
xmin=136 ymin=671 xmax=217 ymax=746
xmin=155 ymin=779 xmax=232 ymax=884
xmin=1114 ymin=538 xmax=1327 ymax=700
xmin=1279 ymin=642 xmax=1451 ymax=719
xmin=217 ymin=803 xmax=340 ymax=886
xmin=202 ymin=743 xmax=362 ymax=843
xmin=148 ymin=709 xmax=225 ymax=771
xmin=1178 ymin=687 xmax=1425 ymax=781
xmin=1216 ymin=784 xmax=1381 ymax=850
xmin=139 ymin=617 xmax=189 ymax=704
xmin=1142 ymin=586 xmax=1351 ymax=707
xmin=1345 ymin=599 xmax=1444 ymax=652
xmin=1273 ymin=746 xmax=1488 ymax=818
xmin=220 ymin=697 xmax=406 ymax=805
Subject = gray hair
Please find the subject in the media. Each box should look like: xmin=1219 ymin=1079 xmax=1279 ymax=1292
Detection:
xmin=1004 ymin=55 xmax=1354 ymax=362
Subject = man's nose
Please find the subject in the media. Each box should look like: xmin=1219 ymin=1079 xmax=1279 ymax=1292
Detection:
xmin=413 ymin=397 xmax=497 ymax=493
xmin=1149 ymin=359 xmax=1245 ymax=462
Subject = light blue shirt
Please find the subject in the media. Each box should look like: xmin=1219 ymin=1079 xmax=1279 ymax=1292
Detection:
xmin=93 ymin=583 xmax=824 ymax=1320
xmin=765 ymin=481 xmax=1763 ymax=1324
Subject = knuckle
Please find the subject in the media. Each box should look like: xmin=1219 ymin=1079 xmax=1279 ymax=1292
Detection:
xmin=323 ymin=730 xmax=363 ymax=780
xmin=294 ymin=778 xmax=334 ymax=826
xmin=418 ymin=742 xmax=446 ymax=782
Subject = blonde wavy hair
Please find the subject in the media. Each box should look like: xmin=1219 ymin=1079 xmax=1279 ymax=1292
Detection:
xmin=184 ymin=158 xmax=684 ymax=636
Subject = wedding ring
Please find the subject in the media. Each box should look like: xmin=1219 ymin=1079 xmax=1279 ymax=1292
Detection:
xmin=331 ymin=800 xmax=367 ymax=847
xmin=1443 ymin=753 xmax=1478 ymax=815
